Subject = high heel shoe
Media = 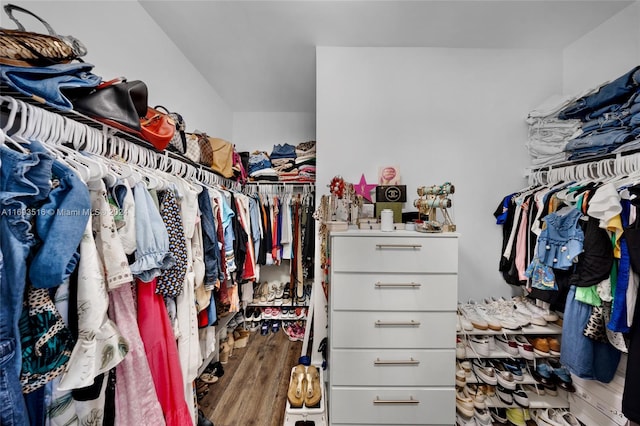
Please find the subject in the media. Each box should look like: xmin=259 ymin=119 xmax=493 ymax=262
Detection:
xmin=287 ymin=365 xmax=306 ymax=408
xmin=304 ymin=365 xmax=322 ymax=408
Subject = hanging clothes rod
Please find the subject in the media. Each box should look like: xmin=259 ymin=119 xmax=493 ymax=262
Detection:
xmin=527 ymin=151 xmax=640 ymax=186
xmin=0 ymin=89 xmax=241 ymax=191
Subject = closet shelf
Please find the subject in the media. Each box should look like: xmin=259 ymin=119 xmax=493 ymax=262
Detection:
xmin=526 ymin=147 xmax=640 ymax=174
xmin=465 ymin=372 xmax=538 ymax=386
xmin=484 ymin=391 xmax=569 ymax=409
xmin=461 ymin=344 xmax=560 ymax=360
xmin=0 ymin=86 xmax=241 ymax=190
xmin=246 ymin=302 xmax=309 ymax=308
xmin=457 ymin=323 xmax=563 ymax=336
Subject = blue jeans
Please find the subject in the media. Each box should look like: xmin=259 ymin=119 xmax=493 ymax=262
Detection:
xmin=565 ymin=128 xmax=635 ymax=151
xmin=0 ymin=62 xmax=101 ymax=111
xmin=198 ymin=188 xmax=224 ymax=290
xmin=129 ymin=182 xmax=174 ymax=282
xmin=561 ymin=286 xmax=621 ymax=382
xmin=559 ymin=66 xmax=640 ymax=120
xmin=28 ymin=158 xmax=91 ymax=289
xmin=0 ymin=146 xmax=54 ymax=426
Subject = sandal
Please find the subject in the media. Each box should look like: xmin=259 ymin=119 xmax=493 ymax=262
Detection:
xmin=200 ymin=372 xmax=219 ymax=384
xmin=304 ymin=365 xmax=322 ymax=407
xmin=287 ymin=365 xmax=306 ymax=408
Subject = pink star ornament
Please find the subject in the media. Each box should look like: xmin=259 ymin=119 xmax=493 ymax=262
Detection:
xmin=354 ymin=174 xmax=376 ymax=202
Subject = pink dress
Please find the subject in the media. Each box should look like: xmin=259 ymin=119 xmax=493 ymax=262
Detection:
xmin=137 ymin=277 xmax=194 ymax=426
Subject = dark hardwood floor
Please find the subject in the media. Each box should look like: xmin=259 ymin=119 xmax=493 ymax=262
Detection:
xmin=199 ymin=326 xmax=303 ymax=426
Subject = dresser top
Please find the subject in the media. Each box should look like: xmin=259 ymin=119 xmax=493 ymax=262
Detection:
xmin=330 ymin=229 xmax=460 ymax=238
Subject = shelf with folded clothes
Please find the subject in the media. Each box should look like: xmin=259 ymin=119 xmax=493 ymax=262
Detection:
xmin=0 ymin=87 xmax=241 ymax=190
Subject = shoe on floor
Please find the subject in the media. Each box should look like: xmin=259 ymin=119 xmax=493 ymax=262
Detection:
xmin=198 ymin=409 xmax=214 ymax=426
xmin=199 ymin=372 xmax=219 ymax=384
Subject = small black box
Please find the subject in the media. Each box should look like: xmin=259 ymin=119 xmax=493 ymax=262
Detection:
xmin=376 ymin=185 xmax=407 ymax=203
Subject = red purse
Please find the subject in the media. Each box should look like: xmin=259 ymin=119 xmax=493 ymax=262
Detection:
xmin=140 ymin=107 xmax=175 ymax=151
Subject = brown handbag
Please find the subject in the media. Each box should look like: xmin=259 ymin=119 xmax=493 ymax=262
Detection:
xmin=0 ymin=4 xmax=87 ymax=67
xmin=208 ymin=137 xmax=234 ymax=178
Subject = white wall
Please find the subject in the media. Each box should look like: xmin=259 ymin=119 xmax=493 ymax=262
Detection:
xmin=4 ymin=0 xmax=233 ymax=139
xmin=316 ymin=47 xmax=562 ymax=301
xmin=563 ymin=1 xmax=640 ymax=95
xmin=232 ymin=112 xmax=315 ymax=153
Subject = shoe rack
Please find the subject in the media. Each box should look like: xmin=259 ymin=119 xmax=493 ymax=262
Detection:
xmin=456 ymin=319 xmax=570 ymax=410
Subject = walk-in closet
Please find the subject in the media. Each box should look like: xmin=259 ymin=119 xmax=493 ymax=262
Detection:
xmin=1 ymin=1 xmax=640 ymax=426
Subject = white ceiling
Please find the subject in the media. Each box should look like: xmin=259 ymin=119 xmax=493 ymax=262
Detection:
xmin=140 ymin=0 xmax=633 ymax=113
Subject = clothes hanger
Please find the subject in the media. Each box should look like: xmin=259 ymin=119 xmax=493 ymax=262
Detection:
xmin=0 ymin=96 xmax=19 ymax=133
xmin=1 ymin=98 xmax=29 ymax=154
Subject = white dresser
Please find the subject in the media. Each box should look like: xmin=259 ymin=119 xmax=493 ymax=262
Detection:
xmin=328 ymin=230 xmax=459 ymax=426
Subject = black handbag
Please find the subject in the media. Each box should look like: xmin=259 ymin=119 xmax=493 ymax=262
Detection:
xmin=72 ymin=78 xmax=148 ymax=134
xmin=155 ymin=105 xmax=187 ymax=154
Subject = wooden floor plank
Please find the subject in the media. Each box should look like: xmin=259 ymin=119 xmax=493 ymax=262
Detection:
xmin=200 ymin=327 xmax=303 ymax=426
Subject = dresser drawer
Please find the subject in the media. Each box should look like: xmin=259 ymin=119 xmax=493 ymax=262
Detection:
xmin=330 ymin=387 xmax=455 ymax=425
xmin=331 ymin=235 xmax=458 ymax=273
xmin=331 ymin=311 xmax=456 ymax=349
xmin=331 ymin=272 xmax=457 ymax=311
xmin=330 ymin=349 xmax=455 ymax=386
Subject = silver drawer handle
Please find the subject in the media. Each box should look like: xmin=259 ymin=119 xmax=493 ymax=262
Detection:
xmin=375 ymin=320 xmax=421 ymax=327
xmin=376 ymin=244 xmax=422 ymax=249
xmin=374 ymin=357 xmax=420 ymax=366
xmin=375 ymin=282 xmax=422 ymax=288
xmin=374 ymin=396 xmax=419 ymax=404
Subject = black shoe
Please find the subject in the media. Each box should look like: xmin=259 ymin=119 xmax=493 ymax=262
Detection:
xmin=198 ymin=409 xmax=214 ymax=426
xmin=204 ymin=361 xmax=224 ymax=378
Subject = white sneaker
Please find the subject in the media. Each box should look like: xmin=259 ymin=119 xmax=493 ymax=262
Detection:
xmin=468 ymin=300 xmax=502 ymax=331
xmin=512 ymin=384 xmax=529 ymax=407
xmin=469 ymin=335 xmax=491 ymax=357
xmin=462 ymin=386 xmax=487 ymax=409
xmin=488 ymin=360 xmax=515 ymax=390
xmin=457 ymin=337 xmax=467 ymax=359
xmin=513 ymin=335 xmax=535 ymax=360
xmin=495 ymin=334 xmax=519 ymax=356
xmin=512 ymin=297 xmax=547 ymax=326
xmin=456 ymin=390 xmax=475 ymax=418
xmin=474 ymin=407 xmax=493 ymax=426
xmin=521 ymin=297 xmax=559 ymax=322
xmin=471 ymin=359 xmax=497 ymax=385
xmin=558 ymin=409 xmax=581 ymax=426
xmin=458 ymin=302 xmax=489 ymax=331
xmin=496 ymin=383 xmax=513 ymax=405
xmin=480 ymin=299 xmax=521 ymax=330
xmin=456 ymin=412 xmax=478 ymax=426
xmin=532 ymin=408 xmax=564 ymax=426
xmin=456 ymin=369 xmax=467 ymax=388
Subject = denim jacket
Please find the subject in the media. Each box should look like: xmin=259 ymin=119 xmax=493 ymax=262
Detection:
xmin=537 ymin=207 xmax=585 ymax=269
